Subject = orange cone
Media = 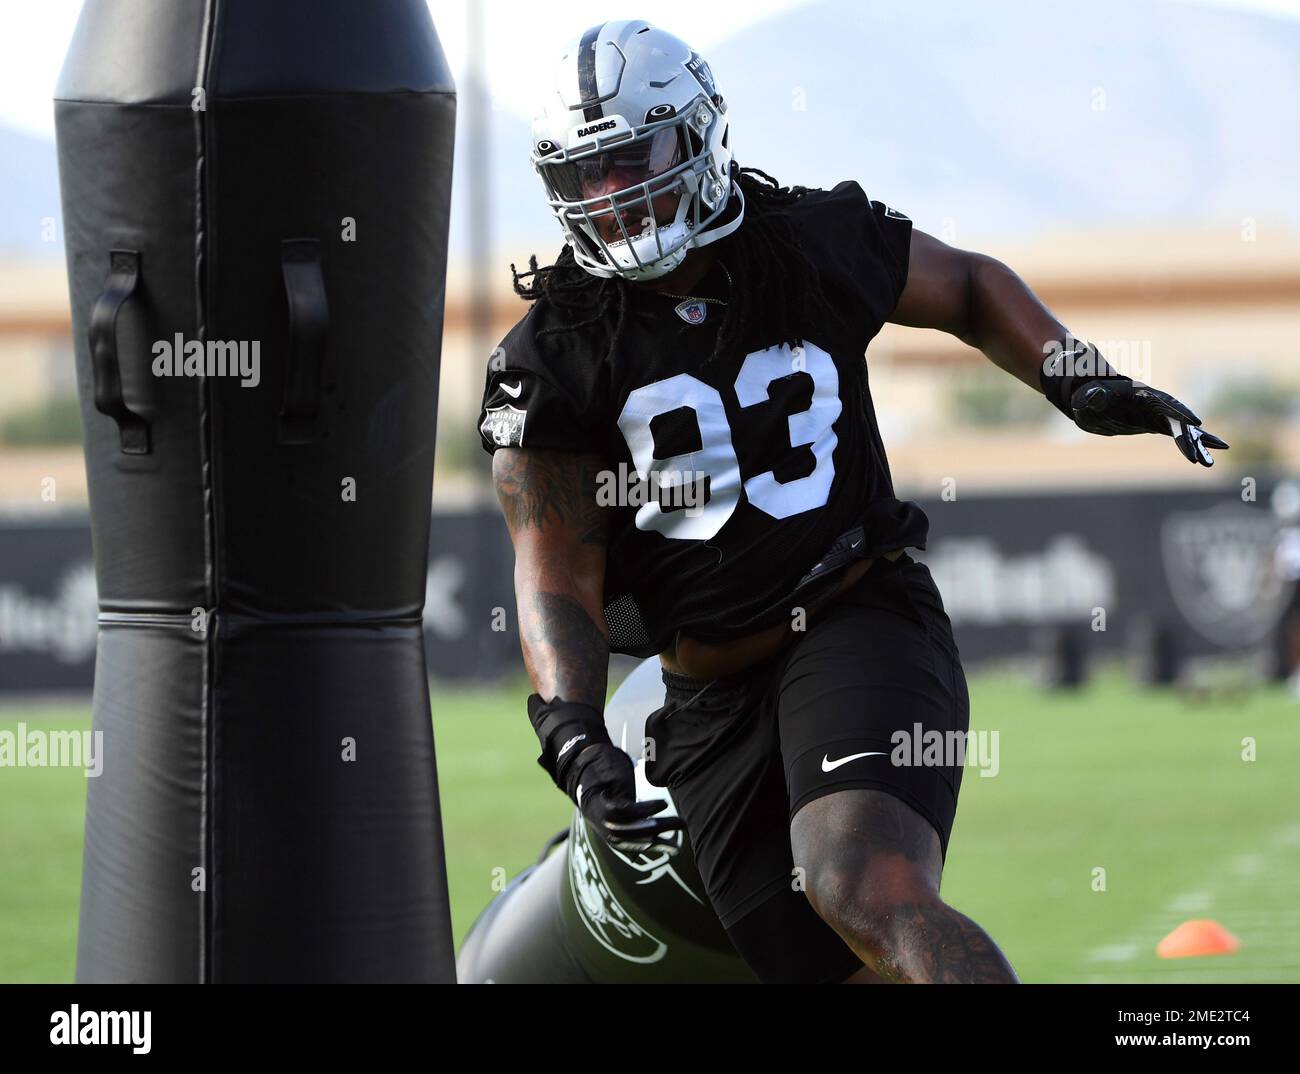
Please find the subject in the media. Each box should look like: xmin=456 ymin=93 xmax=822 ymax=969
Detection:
xmin=1156 ymin=920 xmax=1240 ymax=958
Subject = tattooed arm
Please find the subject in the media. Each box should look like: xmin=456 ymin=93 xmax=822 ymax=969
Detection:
xmin=494 ymin=446 xmax=684 ymax=855
xmin=492 ymin=447 xmax=609 ymax=707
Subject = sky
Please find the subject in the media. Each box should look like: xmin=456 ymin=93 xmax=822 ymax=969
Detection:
xmin=0 ymin=0 xmax=1297 ymax=138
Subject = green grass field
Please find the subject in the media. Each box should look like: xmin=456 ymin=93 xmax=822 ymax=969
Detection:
xmin=1 ymin=669 xmax=1297 ymax=983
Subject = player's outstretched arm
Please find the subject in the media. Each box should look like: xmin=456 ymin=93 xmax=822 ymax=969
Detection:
xmin=889 ymin=229 xmax=1228 ymax=466
xmin=891 ymin=228 xmax=1067 ymax=392
xmin=492 ymin=447 xmax=683 ymax=855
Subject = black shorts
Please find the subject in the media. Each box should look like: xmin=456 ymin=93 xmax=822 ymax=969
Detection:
xmin=643 ymin=552 xmax=970 ymax=983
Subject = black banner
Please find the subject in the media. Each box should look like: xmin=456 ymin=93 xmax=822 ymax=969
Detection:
xmin=915 ymin=481 xmax=1290 ymax=666
xmin=0 ymin=519 xmax=96 ymax=692
xmin=0 ymin=480 xmax=1291 ymax=694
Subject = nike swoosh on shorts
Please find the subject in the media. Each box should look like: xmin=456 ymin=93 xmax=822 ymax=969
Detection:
xmin=821 ymin=751 xmax=886 ymax=772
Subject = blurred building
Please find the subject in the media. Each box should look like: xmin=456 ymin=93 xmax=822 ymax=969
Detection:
xmin=3 ymin=221 xmax=1299 ymax=512
xmin=0 ymin=258 xmax=79 ymax=512
xmin=437 ymin=220 xmax=1300 ymax=503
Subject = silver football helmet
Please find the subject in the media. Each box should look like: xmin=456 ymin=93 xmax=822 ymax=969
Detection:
xmin=530 ymin=20 xmax=744 ymax=282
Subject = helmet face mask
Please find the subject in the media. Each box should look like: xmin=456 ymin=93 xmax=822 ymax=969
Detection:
xmin=530 ymin=21 xmax=745 ymax=282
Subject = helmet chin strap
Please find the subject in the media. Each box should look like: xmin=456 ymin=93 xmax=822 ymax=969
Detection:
xmin=646 ymin=176 xmax=746 ymax=273
xmin=690 ymin=180 xmax=746 ymax=251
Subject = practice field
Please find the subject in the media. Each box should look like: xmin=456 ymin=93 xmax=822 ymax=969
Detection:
xmin=1 ymin=669 xmax=1296 ymax=983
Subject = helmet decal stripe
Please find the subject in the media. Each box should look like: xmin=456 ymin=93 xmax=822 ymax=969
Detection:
xmin=577 ymin=23 xmax=605 ymax=121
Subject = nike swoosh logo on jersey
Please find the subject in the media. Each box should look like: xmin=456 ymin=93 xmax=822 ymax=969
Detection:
xmin=821 ymin=751 xmax=886 ymax=772
xmin=500 ymin=381 xmax=522 ymax=398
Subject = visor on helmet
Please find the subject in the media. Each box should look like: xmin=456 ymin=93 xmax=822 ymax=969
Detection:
xmin=544 ymin=126 xmax=685 ymax=203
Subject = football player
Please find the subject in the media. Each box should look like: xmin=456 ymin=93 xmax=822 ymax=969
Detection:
xmin=479 ymin=20 xmax=1228 ymax=984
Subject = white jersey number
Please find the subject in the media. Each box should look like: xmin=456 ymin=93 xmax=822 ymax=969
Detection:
xmin=616 ymin=341 xmax=841 ymax=539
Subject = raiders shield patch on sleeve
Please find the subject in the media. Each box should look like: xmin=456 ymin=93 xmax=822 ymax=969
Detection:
xmin=481 ymin=404 xmax=527 ymax=447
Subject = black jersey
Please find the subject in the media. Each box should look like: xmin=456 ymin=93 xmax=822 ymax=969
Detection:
xmin=479 ymin=180 xmax=929 ymax=657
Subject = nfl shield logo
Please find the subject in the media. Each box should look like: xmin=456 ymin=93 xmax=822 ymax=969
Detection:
xmin=480 ymin=404 xmax=526 ymax=447
xmin=674 ymin=299 xmax=708 ymax=325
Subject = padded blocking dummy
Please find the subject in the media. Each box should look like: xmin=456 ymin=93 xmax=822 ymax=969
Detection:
xmin=457 ymin=659 xmax=758 ymax=984
xmin=55 ymin=0 xmax=457 ymax=982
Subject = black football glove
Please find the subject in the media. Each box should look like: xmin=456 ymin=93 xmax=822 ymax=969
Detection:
xmin=1040 ymin=343 xmax=1229 ymax=467
xmin=569 ymin=742 xmax=684 ymax=856
xmin=527 ymin=694 xmax=683 ymax=857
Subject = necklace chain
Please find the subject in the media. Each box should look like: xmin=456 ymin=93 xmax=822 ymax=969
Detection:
xmin=657 ymin=261 xmax=732 ymax=306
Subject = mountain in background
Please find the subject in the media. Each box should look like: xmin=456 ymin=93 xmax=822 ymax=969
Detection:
xmin=0 ymin=124 xmax=64 ymax=258
xmin=465 ymin=0 xmax=1300 ymax=258
xmin=705 ymin=0 xmax=1300 ymax=238
xmin=5 ymin=0 xmax=1297 ymax=262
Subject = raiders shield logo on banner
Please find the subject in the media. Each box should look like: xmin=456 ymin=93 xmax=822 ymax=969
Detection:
xmin=674 ymin=299 xmax=708 ymax=325
xmin=480 ymin=404 xmax=527 ymax=448
xmin=1161 ymin=504 xmax=1288 ymax=647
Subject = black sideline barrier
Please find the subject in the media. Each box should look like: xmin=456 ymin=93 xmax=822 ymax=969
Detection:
xmin=3 ymin=483 xmax=1291 ymax=693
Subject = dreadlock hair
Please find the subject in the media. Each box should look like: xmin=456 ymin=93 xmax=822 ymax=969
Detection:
xmin=509 ymin=165 xmax=847 ymax=367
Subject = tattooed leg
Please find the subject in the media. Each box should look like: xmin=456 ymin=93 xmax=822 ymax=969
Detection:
xmin=791 ymin=788 xmax=1018 ymax=984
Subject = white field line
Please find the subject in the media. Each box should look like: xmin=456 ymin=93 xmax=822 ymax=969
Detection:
xmin=1082 ymin=822 xmax=1300 ymax=983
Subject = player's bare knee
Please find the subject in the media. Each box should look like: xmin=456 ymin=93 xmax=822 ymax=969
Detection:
xmin=797 ymin=843 xmax=882 ymax=923
xmin=805 ymin=873 xmax=955 ymax=981
xmin=798 ymin=852 xmax=859 ymax=925
xmin=795 ymin=819 xmax=942 ymax=950
xmin=792 ymin=790 xmax=943 ymax=911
